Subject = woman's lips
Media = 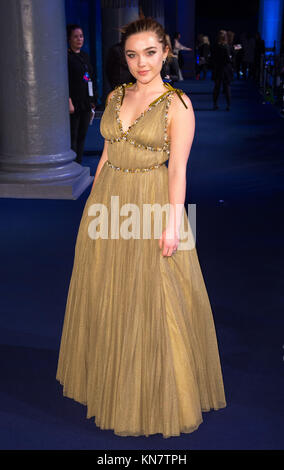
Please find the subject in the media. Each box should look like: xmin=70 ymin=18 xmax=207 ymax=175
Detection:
xmin=138 ymin=70 xmax=149 ymax=75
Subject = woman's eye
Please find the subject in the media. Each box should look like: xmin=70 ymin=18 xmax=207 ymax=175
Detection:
xmin=127 ymin=51 xmax=156 ymax=59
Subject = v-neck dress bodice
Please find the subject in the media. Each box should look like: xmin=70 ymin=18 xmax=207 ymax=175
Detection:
xmin=117 ymin=83 xmax=174 ymax=135
xmin=100 ymin=82 xmax=177 ymax=169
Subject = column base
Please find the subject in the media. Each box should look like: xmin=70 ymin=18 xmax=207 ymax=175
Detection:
xmin=0 ymin=166 xmax=93 ymax=200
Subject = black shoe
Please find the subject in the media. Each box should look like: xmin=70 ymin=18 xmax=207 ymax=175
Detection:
xmin=213 ymin=104 xmax=219 ymax=110
xmin=226 ymin=105 xmax=230 ymax=111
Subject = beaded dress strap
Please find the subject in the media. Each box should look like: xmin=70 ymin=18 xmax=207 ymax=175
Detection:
xmin=105 ymin=81 xmax=187 ymax=110
xmin=121 ymin=82 xmax=170 ymax=107
xmin=163 ymin=82 xmax=188 ymax=109
xmin=104 ymin=84 xmax=122 ymax=108
xmin=120 ymin=81 xmax=188 ymax=109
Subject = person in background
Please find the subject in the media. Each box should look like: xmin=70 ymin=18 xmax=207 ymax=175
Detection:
xmin=253 ymin=32 xmax=265 ymax=83
xmin=227 ymin=31 xmax=236 ymax=73
xmin=233 ymin=33 xmax=244 ymax=80
xmin=239 ymin=32 xmax=249 ymax=79
xmin=197 ymin=35 xmax=211 ymax=80
xmin=105 ymin=7 xmax=145 ymax=90
xmin=67 ymin=24 xmax=97 ymax=164
xmin=222 ymin=30 xmax=237 ymax=94
xmin=173 ymin=32 xmax=192 ymax=80
xmin=244 ymin=32 xmax=256 ymax=80
xmin=211 ymin=30 xmax=234 ymax=111
xmin=161 ymin=34 xmax=180 ymax=83
xmin=105 ymin=41 xmax=136 ymax=89
xmin=195 ymin=33 xmax=203 ymax=79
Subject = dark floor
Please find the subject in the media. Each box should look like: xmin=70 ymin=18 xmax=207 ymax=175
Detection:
xmin=0 ymin=75 xmax=283 ymax=449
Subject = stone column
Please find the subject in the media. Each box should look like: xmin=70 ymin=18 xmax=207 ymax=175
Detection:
xmin=0 ymin=0 xmax=93 ymax=199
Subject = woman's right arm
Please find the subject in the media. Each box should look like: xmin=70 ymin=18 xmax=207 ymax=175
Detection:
xmin=91 ymin=89 xmax=115 ymax=191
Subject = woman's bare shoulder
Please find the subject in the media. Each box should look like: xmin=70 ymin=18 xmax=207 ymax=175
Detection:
xmin=167 ymin=90 xmax=195 ymax=168
xmin=169 ymin=89 xmax=193 ymax=113
xmin=168 ymin=88 xmax=195 ymax=146
xmin=167 ymin=90 xmax=194 ymax=134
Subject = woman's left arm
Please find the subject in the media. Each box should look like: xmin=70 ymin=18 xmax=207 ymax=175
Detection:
xmin=159 ymin=93 xmax=195 ymax=257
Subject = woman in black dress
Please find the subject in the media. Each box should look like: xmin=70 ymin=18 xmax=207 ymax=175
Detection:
xmin=197 ymin=36 xmax=211 ymax=80
xmin=211 ymin=30 xmax=234 ymax=111
xmin=67 ymin=24 xmax=97 ymax=164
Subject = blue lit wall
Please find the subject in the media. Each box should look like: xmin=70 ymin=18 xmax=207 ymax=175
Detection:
xmin=258 ymin=0 xmax=284 ymax=53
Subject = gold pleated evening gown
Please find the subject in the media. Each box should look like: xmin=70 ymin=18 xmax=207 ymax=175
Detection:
xmin=56 ymin=82 xmax=226 ymax=438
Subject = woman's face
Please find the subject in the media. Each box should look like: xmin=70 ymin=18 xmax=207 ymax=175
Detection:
xmin=125 ymin=31 xmax=168 ymax=83
xmin=69 ymin=28 xmax=84 ymax=50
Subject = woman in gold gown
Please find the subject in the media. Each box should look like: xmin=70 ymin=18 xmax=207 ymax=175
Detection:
xmin=56 ymin=17 xmax=226 ymax=438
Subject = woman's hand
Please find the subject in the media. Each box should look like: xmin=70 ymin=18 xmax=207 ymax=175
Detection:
xmin=69 ymin=98 xmax=75 ymax=114
xmin=159 ymin=226 xmax=180 ymax=257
